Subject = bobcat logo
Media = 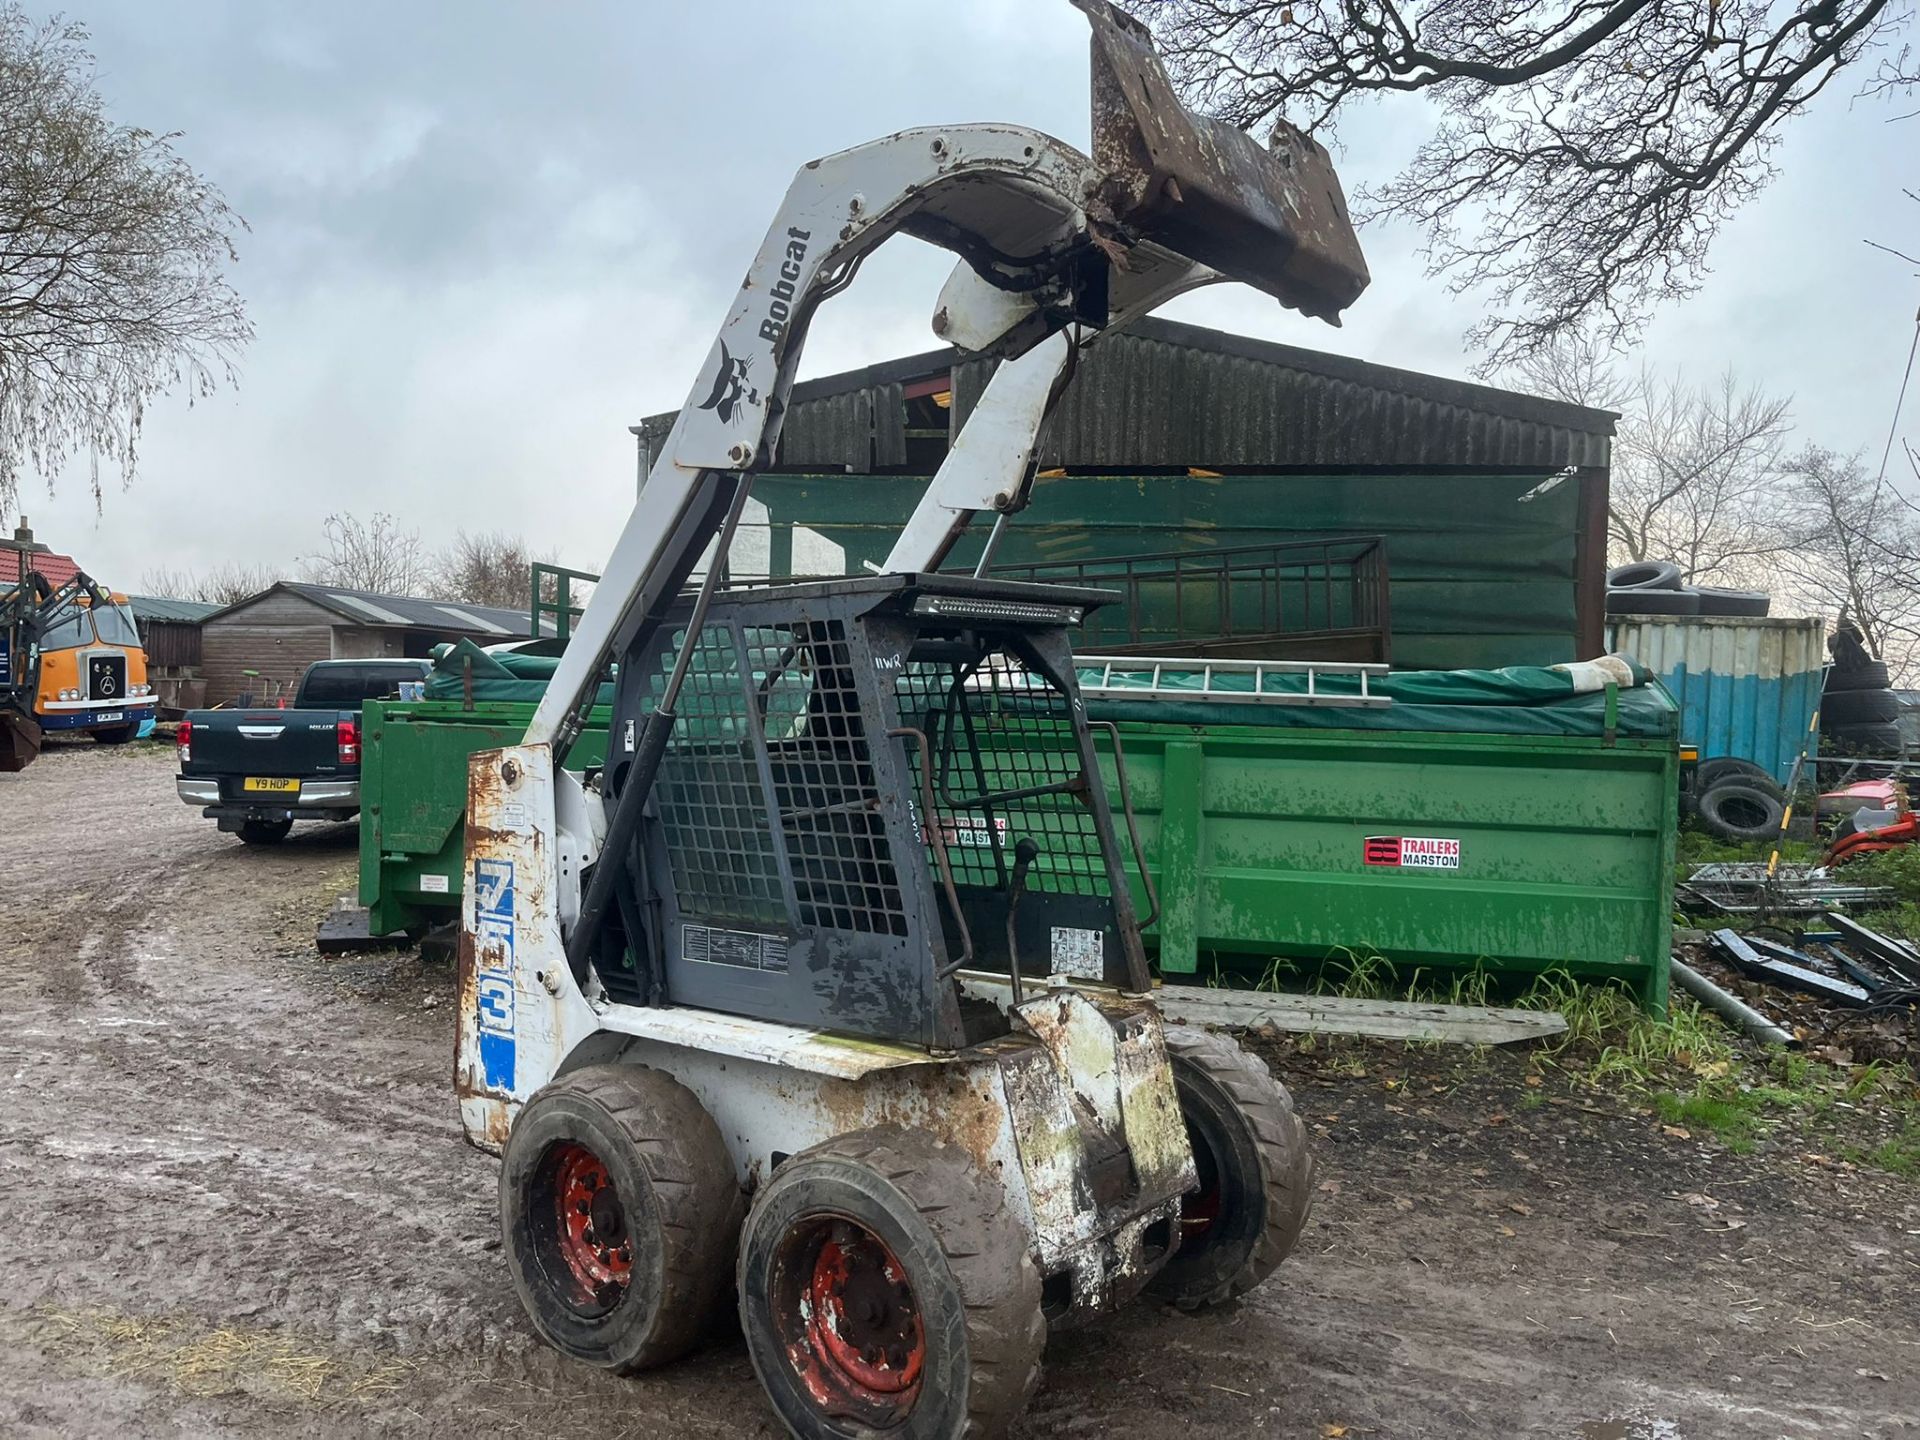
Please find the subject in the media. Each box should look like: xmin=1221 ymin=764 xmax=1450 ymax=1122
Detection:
xmin=697 ymin=341 xmax=759 ymax=425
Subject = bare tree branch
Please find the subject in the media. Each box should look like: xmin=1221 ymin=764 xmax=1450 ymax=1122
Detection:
xmin=1773 ymin=444 xmax=1920 ymax=680
xmin=1508 ymin=334 xmax=1794 ymax=578
xmin=0 ymin=7 xmax=250 ymax=517
xmin=138 ymin=561 xmax=278 ymax=606
xmin=301 ymin=513 xmax=431 ymax=595
xmin=432 ymin=529 xmax=559 ymax=610
xmin=1127 ymin=0 xmax=1916 ymax=364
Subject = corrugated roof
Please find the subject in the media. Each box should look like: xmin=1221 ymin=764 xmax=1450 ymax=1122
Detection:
xmin=205 ymin=582 xmax=553 ymax=637
xmin=635 ymin=317 xmax=1616 ymax=474
xmin=127 ymin=595 xmax=221 ymax=624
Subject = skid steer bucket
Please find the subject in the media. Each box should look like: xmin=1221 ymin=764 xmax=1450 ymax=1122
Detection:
xmin=0 ymin=702 xmax=42 ymax=773
xmin=1076 ymin=0 xmax=1368 ymax=325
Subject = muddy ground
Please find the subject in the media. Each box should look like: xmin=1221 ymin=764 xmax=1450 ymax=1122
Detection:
xmin=2 ymin=743 xmax=1917 ymax=1439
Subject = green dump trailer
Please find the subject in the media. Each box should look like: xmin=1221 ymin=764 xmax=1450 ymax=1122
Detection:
xmin=359 ymin=658 xmax=1676 ymax=1009
xmin=358 ymin=699 xmax=609 ymax=937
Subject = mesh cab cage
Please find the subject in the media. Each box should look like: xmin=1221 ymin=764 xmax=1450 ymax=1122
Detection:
xmin=598 ymin=574 xmax=1151 ymax=1050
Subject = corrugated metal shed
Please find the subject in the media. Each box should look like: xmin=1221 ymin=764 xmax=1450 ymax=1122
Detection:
xmin=634 ymin=317 xmax=1615 ymax=473
xmin=203 ymin=583 xmax=555 ymax=638
xmin=128 ymin=595 xmax=220 ymax=625
xmin=1608 ymin=614 xmax=1827 ymax=783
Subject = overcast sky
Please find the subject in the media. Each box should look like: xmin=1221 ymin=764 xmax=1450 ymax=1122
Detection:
xmin=15 ymin=1 xmax=1920 ymax=593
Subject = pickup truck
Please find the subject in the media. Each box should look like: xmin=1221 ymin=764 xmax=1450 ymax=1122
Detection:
xmin=176 ymin=658 xmax=432 ymax=845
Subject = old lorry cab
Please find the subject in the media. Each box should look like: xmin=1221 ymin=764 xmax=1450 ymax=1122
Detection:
xmin=28 ymin=589 xmax=156 ymax=743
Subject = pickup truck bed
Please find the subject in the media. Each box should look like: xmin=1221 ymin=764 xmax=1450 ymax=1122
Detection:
xmin=177 ymin=659 xmax=431 ymax=844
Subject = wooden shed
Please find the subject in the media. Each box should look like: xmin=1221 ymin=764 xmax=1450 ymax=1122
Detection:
xmin=127 ymin=595 xmax=220 ymax=713
xmin=198 ymin=582 xmax=553 ymax=706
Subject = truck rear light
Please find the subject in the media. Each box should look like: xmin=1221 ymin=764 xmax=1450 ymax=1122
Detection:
xmin=177 ymin=719 xmax=191 ymax=763
xmin=338 ymin=716 xmax=359 ymax=765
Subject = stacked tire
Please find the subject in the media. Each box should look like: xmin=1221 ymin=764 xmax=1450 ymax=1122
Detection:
xmin=1606 ymin=562 xmax=1769 ymax=618
xmin=1823 ymin=657 xmax=1903 ymax=759
xmin=1690 ymin=758 xmax=1788 ymax=843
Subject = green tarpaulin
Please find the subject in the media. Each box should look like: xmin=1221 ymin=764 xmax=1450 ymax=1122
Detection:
xmin=1077 ymin=660 xmax=1676 ymax=740
xmin=424 ymin=639 xmax=616 ymax=707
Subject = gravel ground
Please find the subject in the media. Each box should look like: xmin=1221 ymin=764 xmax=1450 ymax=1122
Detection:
xmin=1 ymin=743 xmax=1916 ymax=1438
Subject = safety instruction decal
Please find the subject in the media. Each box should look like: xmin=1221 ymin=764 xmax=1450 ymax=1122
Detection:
xmin=684 ymin=923 xmax=789 ymax=973
xmin=472 ymin=857 xmax=517 ymax=1088
xmin=1364 ymin=836 xmax=1461 ymax=870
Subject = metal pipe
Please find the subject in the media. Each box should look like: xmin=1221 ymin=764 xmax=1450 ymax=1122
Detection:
xmin=564 ymin=476 xmax=756 ymax=986
xmin=1670 ymin=957 xmax=1795 ymax=1048
xmin=972 ymin=511 xmax=1011 ymax=578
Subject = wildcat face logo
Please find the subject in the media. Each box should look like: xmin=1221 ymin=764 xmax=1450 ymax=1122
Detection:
xmin=698 ymin=341 xmax=759 ymax=424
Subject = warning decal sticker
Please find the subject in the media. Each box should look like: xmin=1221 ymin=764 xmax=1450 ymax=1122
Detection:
xmin=1364 ymin=836 xmax=1461 ymax=870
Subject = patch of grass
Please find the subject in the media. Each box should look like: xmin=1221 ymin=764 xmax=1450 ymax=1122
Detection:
xmin=1674 ymin=824 xmax=1822 ymax=874
xmin=31 ymin=1306 xmax=416 ymax=1401
xmin=1654 ymin=1089 xmax=1761 ymax=1154
xmin=1517 ymin=972 xmax=1736 ymax=1087
xmin=1859 ymin=1126 xmax=1920 ymax=1179
xmin=1839 ymin=844 xmax=1920 ymax=908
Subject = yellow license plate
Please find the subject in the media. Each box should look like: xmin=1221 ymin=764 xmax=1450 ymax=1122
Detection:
xmin=243 ymin=777 xmax=300 ymax=793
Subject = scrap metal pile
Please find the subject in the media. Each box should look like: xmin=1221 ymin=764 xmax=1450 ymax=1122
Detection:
xmin=1679 ymin=863 xmax=1893 ymax=915
xmin=1694 ymin=918 xmax=1920 ymax=1063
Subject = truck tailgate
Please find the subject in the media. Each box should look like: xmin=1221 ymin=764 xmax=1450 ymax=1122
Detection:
xmin=187 ymin=709 xmax=347 ymax=781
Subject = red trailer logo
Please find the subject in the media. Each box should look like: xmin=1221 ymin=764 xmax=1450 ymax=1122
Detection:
xmin=1364 ymin=835 xmax=1461 ymax=870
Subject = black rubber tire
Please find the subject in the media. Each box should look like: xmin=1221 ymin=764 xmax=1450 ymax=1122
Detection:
xmin=501 ymin=1064 xmax=743 ymax=1373
xmin=1823 ymin=721 xmax=1905 ymax=758
xmin=1820 ymin=688 xmax=1901 ymax=725
xmin=1692 ymin=758 xmax=1785 ymax=798
xmin=738 ymin=1125 xmax=1044 ymax=1440
xmin=1694 ymin=782 xmax=1787 ymax=843
xmin=1606 ymin=587 xmax=1702 ymax=616
xmin=1826 ymin=661 xmax=1891 ymax=692
xmin=1147 ymin=1026 xmax=1313 ymax=1311
xmin=1607 ymin=561 xmax=1683 ymax=591
xmin=238 ymin=818 xmax=293 ymax=845
xmin=91 ymin=724 xmax=139 ymax=744
xmin=1691 ymin=587 xmax=1770 ymax=618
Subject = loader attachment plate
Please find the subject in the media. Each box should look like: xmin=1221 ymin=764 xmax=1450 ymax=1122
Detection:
xmin=1077 ymin=0 xmax=1368 ymax=325
xmin=0 ymin=704 xmax=41 ymax=773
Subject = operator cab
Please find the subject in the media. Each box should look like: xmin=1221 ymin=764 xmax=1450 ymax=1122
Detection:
xmin=589 ymin=573 xmax=1149 ymax=1051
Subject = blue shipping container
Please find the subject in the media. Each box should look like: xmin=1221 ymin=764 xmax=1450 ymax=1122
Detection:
xmin=1607 ymin=614 xmax=1825 ymax=784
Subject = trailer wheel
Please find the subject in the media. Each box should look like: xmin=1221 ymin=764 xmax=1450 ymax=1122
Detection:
xmin=738 ymin=1125 xmax=1043 ymax=1440
xmin=501 ymin=1064 xmax=742 ymax=1372
xmin=238 ymin=818 xmax=292 ymax=845
xmin=1149 ymin=1026 xmax=1313 ymax=1311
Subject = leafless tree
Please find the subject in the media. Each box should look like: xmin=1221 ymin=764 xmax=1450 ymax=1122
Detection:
xmin=433 ymin=529 xmax=566 ymax=610
xmin=1128 ymin=0 xmax=1917 ymax=363
xmin=0 ymin=8 xmax=250 ymax=517
xmin=1509 ymin=335 xmax=1794 ymax=580
xmin=301 ymin=512 xmax=431 ymax=595
xmin=138 ymin=561 xmax=277 ymax=606
xmin=1774 ymin=445 xmax=1920 ymax=676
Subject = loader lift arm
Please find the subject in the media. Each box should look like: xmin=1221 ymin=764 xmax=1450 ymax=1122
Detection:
xmin=526 ymin=0 xmax=1368 ymax=984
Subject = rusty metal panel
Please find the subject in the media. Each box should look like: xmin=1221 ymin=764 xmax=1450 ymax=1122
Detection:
xmin=1078 ymin=0 xmax=1367 ymax=326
